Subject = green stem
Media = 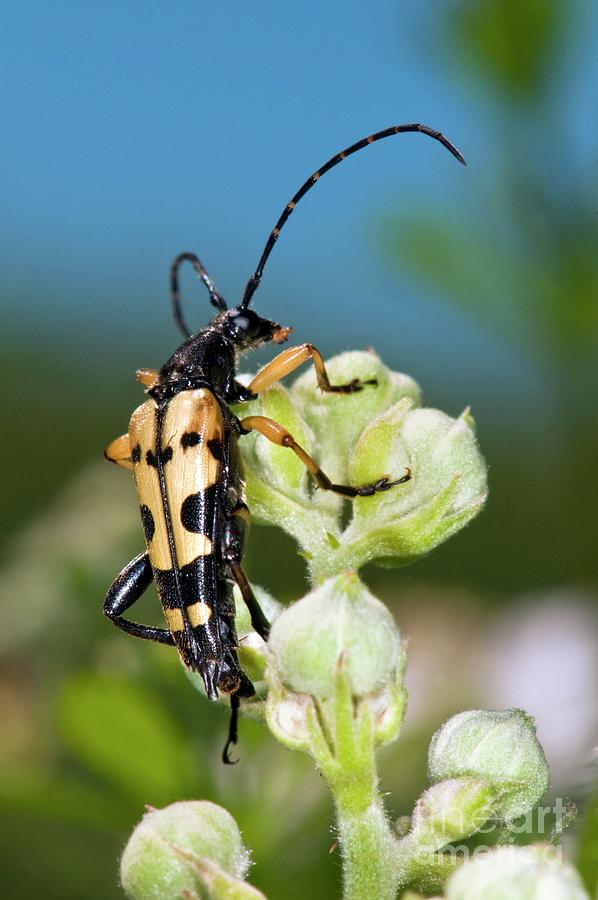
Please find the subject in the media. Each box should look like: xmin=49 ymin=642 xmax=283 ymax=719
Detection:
xmin=335 ymin=798 xmax=399 ymax=900
xmin=307 ymin=667 xmax=400 ymax=899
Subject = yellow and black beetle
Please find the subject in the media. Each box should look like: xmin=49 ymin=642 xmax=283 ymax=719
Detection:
xmin=104 ymin=123 xmax=465 ymax=761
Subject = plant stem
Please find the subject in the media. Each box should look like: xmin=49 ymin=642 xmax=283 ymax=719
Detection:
xmin=306 ymin=665 xmax=401 ymax=899
xmin=335 ymin=797 xmax=399 ymax=900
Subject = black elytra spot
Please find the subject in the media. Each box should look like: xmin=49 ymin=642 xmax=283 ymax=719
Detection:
xmin=131 ymin=443 xmax=141 ymax=463
xmin=146 ymin=447 xmax=173 ymax=467
xmin=207 ymin=438 xmax=223 ymax=461
xmin=140 ymin=504 xmax=155 ymax=542
xmin=181 ymin=431 xmax=201 ymax=449
xmin=180 ymin=485 xmax=218 ymax=533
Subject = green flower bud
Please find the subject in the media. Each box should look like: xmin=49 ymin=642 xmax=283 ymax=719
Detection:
xmin=445 ymin=845 xmax=589 ymax=900
xmin=402 ymin=894 xmax=442 ymax=900
xmin=292 ymin=351 xmax=421 ymax=490
xmin=266 ymin=572 xmax=407 ymax=750
xmin=410 ymin=778 xmax=498 ymax=845
xmin=235 ymin=351 xmax=486 ymax=579
xmin=237 ymin=383 xmax=313 ymax=507
xmin=121 ymin=801 xmax=263 ymax=900
xmin=345 ymin=404 xmax=487 ymax=568
xmin=268 ymin=571 xmax=404 ymax=699
xmin=264 ymin=679 xmax=314 ymax=751
xmin=428 ymin=709 xmax=549 ymax=822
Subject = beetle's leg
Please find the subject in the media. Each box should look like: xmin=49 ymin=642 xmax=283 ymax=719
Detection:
xmin=222 ymin=507 xmax=270 ymax=641
xmin=246 ymin=343 xmax=377 ymax=396
xmin=222 ymin=693 xmax=241 ymax=765
xmin=104 ymin=434 xmax=134 ymax=470
xmin=104 ymin=551 xmax=174 ymax=645
xmin=229 ymin=561 xmax=271 ymax=641
xmin=240 ymin=415 xmax=411 ymax=498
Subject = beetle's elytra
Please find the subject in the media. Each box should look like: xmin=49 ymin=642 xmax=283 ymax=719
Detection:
xmin=104 ymin=123 xmax=465 ymax=761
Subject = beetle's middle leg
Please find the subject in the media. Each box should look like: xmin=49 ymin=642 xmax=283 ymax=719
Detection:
xmin=222 ymin=507 xmax=270 ymax=642
xmin=240 ymin=415 xmax=411 ymax=498
xmin=104 ymin=551 xmax=174 ymax=645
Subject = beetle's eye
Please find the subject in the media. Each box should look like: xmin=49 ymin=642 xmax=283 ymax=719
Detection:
xmin=230 ymin=310 xmax=261 ymax=337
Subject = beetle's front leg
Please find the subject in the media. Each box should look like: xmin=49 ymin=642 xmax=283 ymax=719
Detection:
xmin=222 ymin=506 xmax=270 ymax=641
xmin=240 ymin=415 xmax=411 ymax=498
xmin=247 ymin=343 xmax=377 ymax=396
xmin=104 ymin=552 xmax=174 ymax=645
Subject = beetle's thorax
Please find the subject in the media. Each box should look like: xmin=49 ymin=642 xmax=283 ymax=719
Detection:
xmin=155 ymin=308 xmax=291 ymax=400
xmin=158 ymin=325 xmax=237 ymax=397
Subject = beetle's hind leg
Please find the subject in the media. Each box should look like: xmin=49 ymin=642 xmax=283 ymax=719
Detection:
xmin=222 ymin=693 xmax=241 ymax=765
xmin=229 ymin=560 xmax=270 ymax=640
xmin=104 ymin=552 xmax=174 ymax=645
xmin=222 ymin=507 xmax=270 ymax=642
xmin=240 ymin=416 xmax=411 ymax=498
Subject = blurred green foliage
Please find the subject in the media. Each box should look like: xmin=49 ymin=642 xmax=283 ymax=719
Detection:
xmin=1 ymin=1 xmax=597 ymax=897
xmin=577 ymin=778 xmax=598 ymax=896
xmin=448 ymin=0 xmax=568 ymax=99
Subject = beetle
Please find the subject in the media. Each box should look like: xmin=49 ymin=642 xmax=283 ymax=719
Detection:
xmin=103 ymin=123 xmax=465 ymax=761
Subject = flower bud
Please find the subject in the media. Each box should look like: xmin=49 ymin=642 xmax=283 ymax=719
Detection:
xmin=401 ymin=894 xmax=442 ymax=900
xmin=266 ymin=572 xmax=407 ymax=749
xmin=235 ymin=351 xmax=486 ymax=578
xmin=120 ymin=801 xmax=259 ymax=900
xmin=428 ymin=709 xmax=549 ymax=821
xmin=265 ymin=679 xmax=314 ymax=751
xmin=268 ymin=572 xmax=404 ymax=700
xmin=238 ymin=384 xmax=313 ymax=506
xmin=292 ymin=350 xmax=421 ymax=486
xmin=410 ymin=778 xmax=498 ymax=845
xmin=344 ymin=404 xmax=487 ymax=568
xmin=445 ymin=845 xmax=589 ymax=900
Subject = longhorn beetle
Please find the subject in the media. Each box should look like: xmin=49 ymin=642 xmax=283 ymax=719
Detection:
xmin=104 ymin=123 xmax=465 ymax=762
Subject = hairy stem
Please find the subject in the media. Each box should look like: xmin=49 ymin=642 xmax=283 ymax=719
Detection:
xmin=335 ymin=798 xmax=399 ymax=900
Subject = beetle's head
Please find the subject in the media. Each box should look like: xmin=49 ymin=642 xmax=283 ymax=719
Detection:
xmin=217 ymin=307 xmax=292 ymax=351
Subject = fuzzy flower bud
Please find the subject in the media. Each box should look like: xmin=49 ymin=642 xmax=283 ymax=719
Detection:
xmin=120 ymin=801 xmax=264 ymax=899
xmin=266 ymin=572 xmax=407 ymax=750
xmin=445 ymin=845 xmax=589 ymax=900
xmin=236 ymin=351 xmax=486 ymax=579
xmin=410 ymin=778 xmax=498 ymax=845
xmin=428 ymin=709 xmax=549 ymax=822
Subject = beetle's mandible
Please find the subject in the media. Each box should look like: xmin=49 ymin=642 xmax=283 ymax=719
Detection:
xmin=104 ymin=123 xmax=465 ymax=762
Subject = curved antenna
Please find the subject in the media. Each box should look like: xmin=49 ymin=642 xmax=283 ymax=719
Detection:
xmin=241 ymin=123 xmax=466 ymax=308
xmin=170 ymin=252 xmax=227 ymax=338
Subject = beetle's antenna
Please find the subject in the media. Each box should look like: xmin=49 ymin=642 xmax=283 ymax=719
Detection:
xmin=241 ymin=123 xmax=466 ymax=309
xmin=171 ymin=252 xmax=227 ymax=337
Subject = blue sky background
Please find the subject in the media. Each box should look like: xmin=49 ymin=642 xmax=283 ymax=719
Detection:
xmin=1 ymin=1 xmax=596 ymax=405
